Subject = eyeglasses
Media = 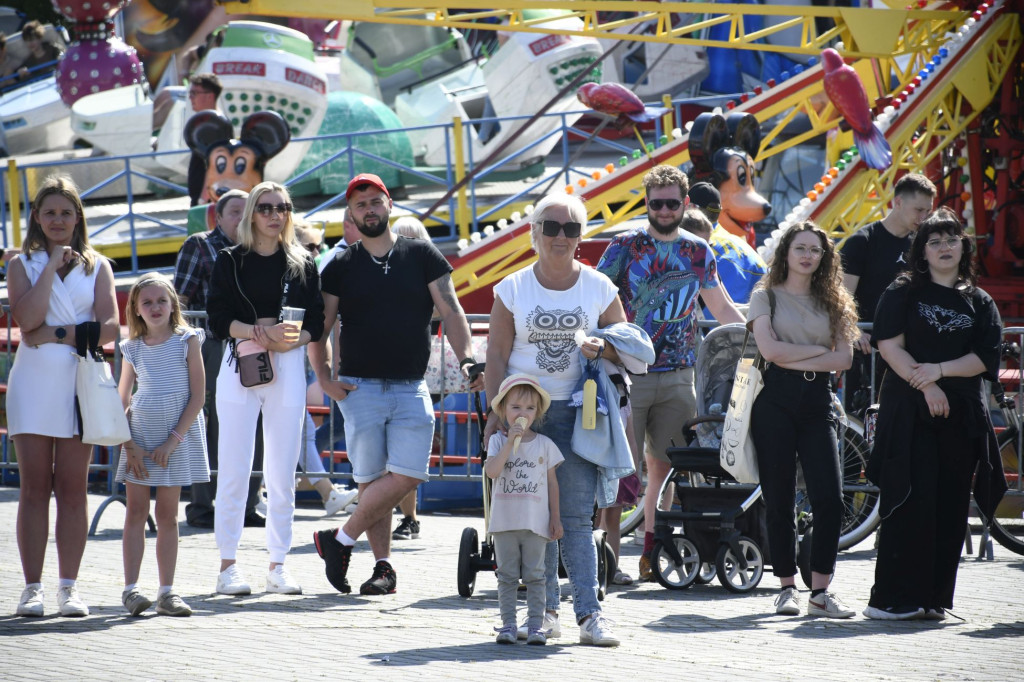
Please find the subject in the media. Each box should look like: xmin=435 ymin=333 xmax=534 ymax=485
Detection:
xmin=301 ymin=242 xmax=321 ymax=254
xmin=925 ymin=237 xmax=962 ymax=250
xmin=540 ymin=220 xmax=582 ymax=238
xmin=792 ymin=245 xmax=824 ymax=259
xmin=255 ymin=202 xmax=293 ymax=216
xmin=647 ymin=198 xmax=683 ymax=211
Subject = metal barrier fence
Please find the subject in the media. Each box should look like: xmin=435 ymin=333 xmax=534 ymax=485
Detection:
xmin=0 ymin=96 xmax=721 ymax=269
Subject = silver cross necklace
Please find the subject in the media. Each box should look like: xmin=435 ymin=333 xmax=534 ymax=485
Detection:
xmin=370 ymin=247 xmax=393 ymax=274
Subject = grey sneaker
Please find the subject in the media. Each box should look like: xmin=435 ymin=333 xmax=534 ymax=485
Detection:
xmin=774 ymin=586 xmax=801 ymax=616
xmin=518 ymin=611 xmax=560 ymax=639
xmin=495 ymin=623 xmax=518 ymax=645
xmin=57 ymin=585 xmax=89 ymax=617
xmin=579 ymin=613 xmax=620 ymax=647
xmin=16 ymin=585 xmax=44 ymax=617
xmin=807 ymin=591 xmax=855 ymax=619
xmin=155 ymin=593 xmax=192 ymax=617
xmin=122 ymin=588 xmax=153 ymax=617
xmin=526 ymin=627 xmax=547 ymax=645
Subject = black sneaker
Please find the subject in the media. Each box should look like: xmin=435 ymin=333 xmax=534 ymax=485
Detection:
xmin=313 ymin=529 xmax=353 ymax=594
xmin=360 ymin=560 xmax=397 ymax=595
xmin=392 ymin=516 xmax=420 ymax=540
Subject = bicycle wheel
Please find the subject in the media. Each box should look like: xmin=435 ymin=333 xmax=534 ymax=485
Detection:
xmin=620 ymin=495 xmax=645 ymax=536
xmin=990 ymin=427 xmax=1024 ymax=555
xmin=836 ymin=427 xmax=881 ymax=549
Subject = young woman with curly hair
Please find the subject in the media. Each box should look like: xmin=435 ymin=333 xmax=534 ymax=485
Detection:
xmin=863 ymin=208 xmax=1004 ymax=620
xmin=746 ymin=220 xmax=860 ymax=619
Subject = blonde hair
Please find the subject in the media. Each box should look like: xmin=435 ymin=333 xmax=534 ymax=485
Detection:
xmin=392 ymin=216 xmax=430 ymax=240
xmin=23 ymin=176 xmax=100 ymax=275
xmin=497 ymin=384 xmax=548 ymax=427
xmin=237 ymin=181 xmax=310 ymax=283
xmin=529 ymin=193 xmax=588 ymax=250
xmin=125 ymin=273 xmax=188 ymax=340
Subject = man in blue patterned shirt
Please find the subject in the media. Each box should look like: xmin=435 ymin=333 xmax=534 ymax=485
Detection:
xmin=597 ymin=165 xmax=743 ymax=581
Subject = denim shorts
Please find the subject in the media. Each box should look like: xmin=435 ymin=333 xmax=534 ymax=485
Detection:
xmin=336 ymin=376 xmax=435 ymax=483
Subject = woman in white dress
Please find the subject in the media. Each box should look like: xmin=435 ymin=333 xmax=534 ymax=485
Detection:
xmin=6 ymin=176 xmax=118 ymax=617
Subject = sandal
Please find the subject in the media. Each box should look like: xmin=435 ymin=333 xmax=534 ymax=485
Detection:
xmin=612 ymin=570 xmax=634 ymax=586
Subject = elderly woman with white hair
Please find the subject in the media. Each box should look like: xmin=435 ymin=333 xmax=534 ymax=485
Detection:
xmin=484 ymin=193 xmax=627 ymax=646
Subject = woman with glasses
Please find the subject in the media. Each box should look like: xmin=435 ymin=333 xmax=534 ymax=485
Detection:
xmin=207 ymin=182 xmax=324 ymax=596
xmin=748 ymin=221 xmax=859 ymax=618
xmin=485 ymin=193 xmax=628 ymax=646
xmin=864 ymin=207 xmax=1004 ymax=620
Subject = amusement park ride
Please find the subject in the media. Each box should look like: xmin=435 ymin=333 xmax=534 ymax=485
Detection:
xmin=215 ymin=0 xmax=1024 ymax=318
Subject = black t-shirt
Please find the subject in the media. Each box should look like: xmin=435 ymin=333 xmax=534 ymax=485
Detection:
xmin=873 ymin=280 xmax=1002 ymax=379
xmin=320 ymin=236 xmax=452 ymax=380
xmin=240 ymin=249 xmax=288 ymax=318
xmin=840 ymin=221 xmax=912 ymax=322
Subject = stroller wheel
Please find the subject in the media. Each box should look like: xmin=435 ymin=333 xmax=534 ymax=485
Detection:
xmin=457 ymin=527 xmax=479 ymax=598
xmin=798 ymin=528 xmax=814 ymax=589
xmin=652 ymin=536 xmax=701 ymax=590
xmin=695 ymin=561 xmax=716 ymax=585
xmin=715 ymin=536 xmax=764 ymax=593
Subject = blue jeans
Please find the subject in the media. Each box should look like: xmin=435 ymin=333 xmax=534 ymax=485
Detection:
xmin=537 ymin=400 xmax=601 ymax=622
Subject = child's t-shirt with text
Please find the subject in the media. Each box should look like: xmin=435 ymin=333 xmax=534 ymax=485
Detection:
xmin=487 ymin=431 xmax=564 ymax=539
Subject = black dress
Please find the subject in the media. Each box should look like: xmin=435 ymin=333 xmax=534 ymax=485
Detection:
xmin=867 ymin=280 xmax=1006 ymax=611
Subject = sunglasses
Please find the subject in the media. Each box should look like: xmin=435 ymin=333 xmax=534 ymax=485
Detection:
xmin=647 ymin=198 xmax=683 ymax=211
xmin=540 ymin=220 xmax=582 ymax=238
xmin=301 ymin=242 xmax=321 ymax=254
xmin=255 ymin=202 xmax=293 ymax=216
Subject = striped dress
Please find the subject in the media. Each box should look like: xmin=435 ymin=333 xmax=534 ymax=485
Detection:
xmin=115 ymin=329 xmax=210 ymax=487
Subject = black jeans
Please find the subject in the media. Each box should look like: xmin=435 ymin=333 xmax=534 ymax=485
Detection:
xmin=751 ymin=366 xmax=843 ymax=578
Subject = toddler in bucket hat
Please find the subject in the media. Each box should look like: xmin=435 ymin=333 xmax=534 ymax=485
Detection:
xmin=491 ymin=373 xmax=552 ymax=423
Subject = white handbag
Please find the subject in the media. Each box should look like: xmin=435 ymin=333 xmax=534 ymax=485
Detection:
xmin=720 ymin=356 xmax=763 ymax=484
xmin=74 ymin=322 xmax=131 ymax=447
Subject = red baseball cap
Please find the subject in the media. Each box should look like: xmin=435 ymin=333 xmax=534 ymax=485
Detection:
xmin=346 ymin=173 xmax=391 ymax=201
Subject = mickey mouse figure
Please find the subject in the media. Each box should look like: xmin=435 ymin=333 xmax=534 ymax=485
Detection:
xmin=184 ymin=109 xmax=290 ymax=205
xmin=689 ymin=112 xmax=772 ymax=248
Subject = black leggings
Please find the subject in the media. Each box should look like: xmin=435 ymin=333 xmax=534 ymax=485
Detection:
xmin=751 ymin=366 xmax=843 ymax=578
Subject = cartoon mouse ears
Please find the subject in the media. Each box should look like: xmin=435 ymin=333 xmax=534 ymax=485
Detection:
xmin=184 ymin=110 xmax=291 ymax=160
xmin=689 ymin=112 xmax=762 ymax=175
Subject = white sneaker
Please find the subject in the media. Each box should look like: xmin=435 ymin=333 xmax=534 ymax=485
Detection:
xmin=774 ymin=586 xmax=801 ymax=616
xmin=56 ymin=585 xmax=89 ymax=617
xmin=266 ymin=565 xmax=302 ymax=595
xmin=16 ymin=585 xmax=44 ymax=617
xmin=324 ymin=487 xmax=359 ymax=516
xmin=579 ymin=613 xmax=620 ymax=647
xmin=216 ymin=565 xmax=252 ymax=596
xmin=807 ymin=591 xmax=856 ymax=619
xmin=255 ymin=489 xmax=267 ymax=516
xmin=518 ymin=611 xmax=560 ymax=640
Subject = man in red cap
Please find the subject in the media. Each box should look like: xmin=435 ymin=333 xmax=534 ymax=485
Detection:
xmin=309 ymin=173 xmax=484 ymax=595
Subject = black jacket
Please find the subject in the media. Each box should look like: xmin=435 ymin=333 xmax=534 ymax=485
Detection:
xmin=207 ymin=244 xmax=325 ymax=343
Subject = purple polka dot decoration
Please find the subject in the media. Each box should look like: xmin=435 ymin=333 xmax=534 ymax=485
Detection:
xmin=51 ymin=0 xmax=129 ymax=24
xmin=56 ymin=38 xmax=143 ymax=106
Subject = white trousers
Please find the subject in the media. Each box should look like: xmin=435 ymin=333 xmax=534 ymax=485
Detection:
xmin=214 ymin=345 xmax=305 ymax=564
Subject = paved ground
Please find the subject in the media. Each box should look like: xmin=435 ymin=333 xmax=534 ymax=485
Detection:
xmin=0 ymin=487 xmax=1020 ymax=681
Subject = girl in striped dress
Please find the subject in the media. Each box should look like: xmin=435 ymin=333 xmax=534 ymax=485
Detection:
xmin=116 ymin=273 xmax=209 ymax=617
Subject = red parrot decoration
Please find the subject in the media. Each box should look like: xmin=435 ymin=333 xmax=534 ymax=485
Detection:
xmin=821 ymin=48 xmax=892 ymax=171
xmin=576 ymin=82 xmax=671 ymax=130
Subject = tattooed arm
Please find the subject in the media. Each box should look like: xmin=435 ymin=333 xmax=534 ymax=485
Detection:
xmin=428 ymin=272 xmax=483 ymax=391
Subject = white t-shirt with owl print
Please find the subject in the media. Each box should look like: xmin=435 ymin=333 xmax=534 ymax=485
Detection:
xmin=494 ymin=263 xmax=619 ymax=400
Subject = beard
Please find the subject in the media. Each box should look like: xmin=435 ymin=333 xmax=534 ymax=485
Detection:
xmin=649 ymin=213 xmax=683 ymax=235
xmin=356 ymin=211 xmax=390 ymax=238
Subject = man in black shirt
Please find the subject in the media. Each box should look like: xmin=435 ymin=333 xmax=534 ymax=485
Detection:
xmin=840 ymin=172 xmax=936 ymax=412
xmin=310 ymin=173 xmax=483 ymax=596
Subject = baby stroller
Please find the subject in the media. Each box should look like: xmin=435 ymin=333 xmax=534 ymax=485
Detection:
xmin=650 ymin=323 xmax=778 ymax=593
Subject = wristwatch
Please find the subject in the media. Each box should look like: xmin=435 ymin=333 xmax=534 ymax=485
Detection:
xmin=55 ymin=326 xmax=67 ymax=343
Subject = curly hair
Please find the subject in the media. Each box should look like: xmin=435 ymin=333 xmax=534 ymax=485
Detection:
xmin=641 ymin=164 xmax=688 ymax=198
xmin=897 ymin=206 xmax=976 ymax=294
xmin=760 ymin=221 xmax=859 ymax=344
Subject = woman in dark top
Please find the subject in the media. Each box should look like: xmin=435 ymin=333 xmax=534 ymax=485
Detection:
xmin=207 ymin=181 xmax=324 ymax=597
xmin=865 ymin=207 xmax=1006 ymax=620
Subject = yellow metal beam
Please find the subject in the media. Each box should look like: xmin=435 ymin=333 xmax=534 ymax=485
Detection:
xmin=217 ymin=1 xmax=969 ymax=59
